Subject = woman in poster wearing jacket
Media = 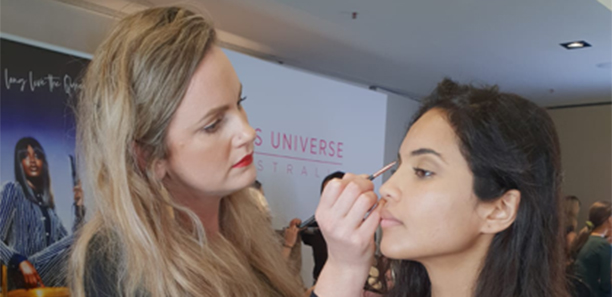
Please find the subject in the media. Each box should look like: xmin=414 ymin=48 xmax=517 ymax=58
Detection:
xmin=0 ymin=137 xmax=84 ymax=289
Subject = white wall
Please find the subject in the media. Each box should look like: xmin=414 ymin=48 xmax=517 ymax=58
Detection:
xmin=548 ymin=104 xmax=612 ymax=228
xmin=1 ymin=0 xmax=115 ymax=55
xmin=381 ymin=91 xmax=421 ymax=181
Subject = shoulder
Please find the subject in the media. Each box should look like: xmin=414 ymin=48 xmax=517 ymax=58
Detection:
xmin=83 ymin=232 xmax=123 ymax=296
xmin=1 ymin=181 xmax=23 ymax=197
xmin=1 ymin=181 xmax=26 ymax=206
xmin=581 ymin=236 xmax=611 ymax=256
xmin=591 ymin=236 xmax=612 ymax=252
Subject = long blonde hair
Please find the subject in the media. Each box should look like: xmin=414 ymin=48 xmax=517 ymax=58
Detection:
xmin=70 ymin=7 xmax=303 ymax=297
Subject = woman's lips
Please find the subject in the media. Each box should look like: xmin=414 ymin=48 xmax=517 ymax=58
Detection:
xmin=380 ymin=218 xmax=403 ymax=228
xmin=233 ymin=154 xmax=253 ymax=168
xmin=380 ymin=209 xmax=403 ymax=228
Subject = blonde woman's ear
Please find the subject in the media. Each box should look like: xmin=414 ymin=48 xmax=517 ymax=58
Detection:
xmin=133 ymin=141 xmax=167 ymax=180
xmin=154 ymin=159 xmax=168 ymax=180
xmin=478 ymin=189 xmax=521 ymax=234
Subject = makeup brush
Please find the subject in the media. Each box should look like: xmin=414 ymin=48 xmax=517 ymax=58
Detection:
xmin=298 ymin=161 xmax=397 ymax=229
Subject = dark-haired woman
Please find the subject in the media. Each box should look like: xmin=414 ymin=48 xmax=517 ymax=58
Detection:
xmin=312 ymin=79 xmax=570 ymax=297
xmin=0 ymin=137 xmax=84 ymax=289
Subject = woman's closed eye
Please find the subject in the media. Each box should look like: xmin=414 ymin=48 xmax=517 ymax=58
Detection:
xmin=413 ymin=167 xmax=435 ymax=178
xmin=203 ymin=117 xmax=224 ymax=133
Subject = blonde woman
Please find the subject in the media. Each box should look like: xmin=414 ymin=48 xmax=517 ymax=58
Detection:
xmin=70 ymin=7 xmax=304 ymax=297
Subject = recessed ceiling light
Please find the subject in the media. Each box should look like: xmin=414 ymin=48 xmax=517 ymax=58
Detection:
xmin=560 ymin=40 xmax=591 ymax=50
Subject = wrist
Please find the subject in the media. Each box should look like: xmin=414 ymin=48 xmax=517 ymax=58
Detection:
xmin=9 ymin=254 xmax=27 ymax=270
xmin=314 ymin=260 xmax=370 ymax=297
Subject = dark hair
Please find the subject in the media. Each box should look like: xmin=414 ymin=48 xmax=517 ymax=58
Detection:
xmin=14 ymin=137 xmax=55 ymax=209
xmin=568 ymin=200 xmax=611 ymax=260
xmin=321 ymin=171 xmax=345 ymax=194
xmin=384 ymin=78 xmax=569 ymax=297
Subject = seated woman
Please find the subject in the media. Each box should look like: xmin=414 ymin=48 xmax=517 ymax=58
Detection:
xmin=313 ymin=79 xmax=570 ymax=297
xmin=1 ymin=137 xmax=84 ymax=289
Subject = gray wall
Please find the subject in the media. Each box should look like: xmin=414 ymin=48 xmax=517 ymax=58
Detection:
xmin=548 ymin=104 xmax=612 ymax=228
xmin=381 ymin=91 xmax=420 ymax=182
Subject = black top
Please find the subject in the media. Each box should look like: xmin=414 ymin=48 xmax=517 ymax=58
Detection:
xmin=83 ymin=233 xmax=144 ymax=297
xmin=300 ymin=222 xmax=327 ymax=282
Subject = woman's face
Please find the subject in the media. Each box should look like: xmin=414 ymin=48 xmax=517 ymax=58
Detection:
xmin=159 ymin=46 xmax=256 ymax=199
xmin=379 ymin=108 xmax=486 ymax=261
xmin=21 ymin=145 xmax=44 ymax=178
xmin=571 ymin=201 xmax=580 ymax=218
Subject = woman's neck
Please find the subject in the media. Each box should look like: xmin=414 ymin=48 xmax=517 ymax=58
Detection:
xmin=166 ymin=183 xmax=223 ymax=235
xmin=420 ymin=235 xmax=493 ymax=297
xmin=180 ymin=195 xmax=222 ymax=235
xmin=26 ymin=178 xmax=40 ymax=192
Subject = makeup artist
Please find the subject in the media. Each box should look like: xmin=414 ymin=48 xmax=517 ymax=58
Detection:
xmin=69 ymin=7 xmax=305 ymax=297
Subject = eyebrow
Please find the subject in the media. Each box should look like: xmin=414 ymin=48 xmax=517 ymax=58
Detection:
xmin=411 ymin=148 xmax=446 ymax=163
xmin=195 ymin=84 xmax=243 ymax=127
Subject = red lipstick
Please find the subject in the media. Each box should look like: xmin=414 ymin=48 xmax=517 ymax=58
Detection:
xmin=233 ymin=154 xmax=253 ymax=168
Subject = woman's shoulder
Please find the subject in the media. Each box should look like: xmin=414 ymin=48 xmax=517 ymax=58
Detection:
xmin=83 ymin=231 xmax=123 ymax=296
xmin=0 ymin=181 xmax=27 ymax=207
xmin=1 ymin=181 xmax=23 ymax=196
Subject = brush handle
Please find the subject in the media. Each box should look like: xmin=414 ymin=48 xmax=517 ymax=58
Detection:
xmin=298 ymin=161 xmax=396 ymax=230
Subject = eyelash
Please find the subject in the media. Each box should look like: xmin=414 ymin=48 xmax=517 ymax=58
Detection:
xmin=238 ymin=96 xmax=247 ymax=108
xmin=204 ymin=96 xmax=247 ymax=133
xmin=203 ymin=117 xmax=223 ymax=133
xmin=413 ymin=167 xmax=434 ymax=178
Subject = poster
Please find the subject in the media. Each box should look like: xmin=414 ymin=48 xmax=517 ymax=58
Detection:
xmin=0 ymin=37 xmax=89 ymax=293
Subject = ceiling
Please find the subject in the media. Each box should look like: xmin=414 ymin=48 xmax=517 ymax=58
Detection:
xmin=61 ymin=0 xmax=612 ymax=106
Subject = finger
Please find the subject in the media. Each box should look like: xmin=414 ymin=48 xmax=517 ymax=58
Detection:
xmin=27 ymin=275 xmax=36 ymax=288
xmin=345 ymin=191 xmax=378 ymax=229
xmin=342 ymin=173 xmax=374 ymax=192
xmin=330 ymin=177 xmax=374 ymax=218
xmin=318 ymin=178 xmax=348 ymax=210
xmin=36 ymin=273 xmax=44 ymax=287
xmin=359 ymin=200 xmax=383 ymax=238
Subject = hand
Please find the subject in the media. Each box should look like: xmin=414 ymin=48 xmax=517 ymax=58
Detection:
xmin=18 ymin=260 xmax=44 ymax=288
xmin=283 ymin=218 xmax=301 ymax=247
xmin=314 ymin=173 xmax=382 ymax=297
xmin=73 ymin=181 xmax=84 ymax=206
xmin=316 ymin=173 xmax=380 ymax=267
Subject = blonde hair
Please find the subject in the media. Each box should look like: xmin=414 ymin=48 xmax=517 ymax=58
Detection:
xmin=70 ymin=7 xmax=303 ymax=297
